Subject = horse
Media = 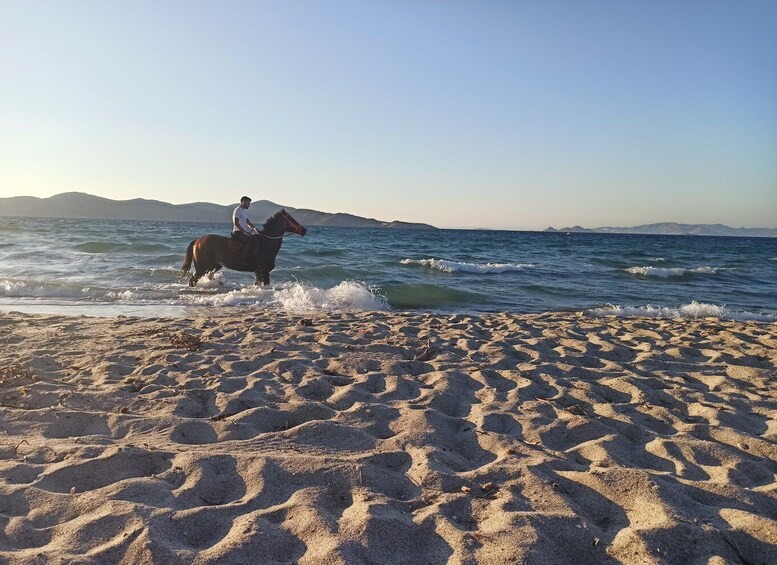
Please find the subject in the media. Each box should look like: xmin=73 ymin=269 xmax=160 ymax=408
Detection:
xmin=181 ymin=209 xmax=307 ymax=286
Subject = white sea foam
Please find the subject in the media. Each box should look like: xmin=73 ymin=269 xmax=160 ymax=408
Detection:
xmin=0 ymin=279 xmax=91 ymax=299
xmin=185 ymin=281 xmax=387 ymax=312
xmin=274 ymin=281 xmax=387 ymax=312
xmin=401 ymin=258 xmax=534 ymax=273
xmin=194 ymin=272 xmax=226 ymax=289
xmin=625 ymin=266 xmax=725 ymax=278
xmin=590 ymin=301 xmax=777 ymax=323
xmin=105 ymin=290 xmax=136 ymax=300
xmin=185 ymin=285 xmax=273 ymax=307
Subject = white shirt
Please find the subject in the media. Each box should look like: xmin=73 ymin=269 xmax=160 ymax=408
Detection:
xmin=232 ymin=206 xmax=252 ymax=234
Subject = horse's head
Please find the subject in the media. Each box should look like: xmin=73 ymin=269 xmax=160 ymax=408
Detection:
xmin=280 ymin=209 xmax=307 ymax=236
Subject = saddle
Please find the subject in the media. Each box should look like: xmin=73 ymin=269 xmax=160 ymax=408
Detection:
xmin=229 ymin=234 xmax=260 ymax=263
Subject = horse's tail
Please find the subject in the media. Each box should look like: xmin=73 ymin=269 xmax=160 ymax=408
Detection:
xmin=181 ymin=240 xmax=196 ymax=277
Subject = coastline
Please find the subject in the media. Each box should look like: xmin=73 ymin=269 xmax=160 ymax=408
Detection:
xmin=1 ymin=309 xmax=775 ymax=563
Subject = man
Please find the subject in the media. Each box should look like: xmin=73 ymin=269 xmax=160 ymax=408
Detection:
xmin=232 ymin=196 xmax=258 ymax=241
xmin=232 ymin=196 xmax=259 ymax=263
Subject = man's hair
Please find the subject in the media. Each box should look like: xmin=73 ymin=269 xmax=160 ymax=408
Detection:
xmin=240 ymin=196 xmax=251 ymax=203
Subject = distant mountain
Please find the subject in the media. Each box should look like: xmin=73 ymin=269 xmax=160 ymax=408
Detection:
xmin=0 ymin=192 xmax=436 ymax=229
xmin=544 ymin=222 xmax=777 ymax=238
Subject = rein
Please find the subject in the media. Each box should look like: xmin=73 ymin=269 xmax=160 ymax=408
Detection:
xmin=256 ymin=212 xmax=303 ymax=240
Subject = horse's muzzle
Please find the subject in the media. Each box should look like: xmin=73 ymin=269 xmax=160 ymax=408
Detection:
xmin=299 ymin=226 xmax=307 ymax=236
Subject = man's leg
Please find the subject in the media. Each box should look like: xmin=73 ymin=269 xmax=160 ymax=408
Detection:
xmin=238 ymin=233 xmax=254 ymax=263
xmin=231 ymin=232 xmax=247 ymax=262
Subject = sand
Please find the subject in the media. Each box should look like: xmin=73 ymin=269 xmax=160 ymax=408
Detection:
xmin=0 ymin=309 xmax=775 ymax=564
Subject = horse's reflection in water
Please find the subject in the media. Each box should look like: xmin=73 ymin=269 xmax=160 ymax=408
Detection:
xmin=181 ymin=209 xmax=306 ymax=286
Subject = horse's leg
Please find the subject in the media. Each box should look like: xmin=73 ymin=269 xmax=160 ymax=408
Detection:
xmin=190 ymin=268 xmax=206 ymax=286
xmin=254 ymin=267 xmax=271 ymax=286
xmin=210 ymin=266 xmax=223 ymax=279
xmin=191 ymin=264 xmax=215 ymax=287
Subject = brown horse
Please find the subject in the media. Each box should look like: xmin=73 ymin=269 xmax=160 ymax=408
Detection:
xmin=181 ymin=209 xmax=307 ymax=286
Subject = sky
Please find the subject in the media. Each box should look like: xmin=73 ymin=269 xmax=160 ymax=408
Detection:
xmin=1 ymin=1 xmax=776 ymax=230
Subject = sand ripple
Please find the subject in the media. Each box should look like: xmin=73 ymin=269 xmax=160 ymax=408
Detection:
xmin=0 ymin=310 xmax=776 ymax=563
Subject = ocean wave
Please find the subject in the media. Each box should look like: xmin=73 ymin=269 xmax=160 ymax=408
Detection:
xmin=382 ymin=283 xmax=486 ymax=309
xmin=0 ymin=279 xmax=92 ymax=299
xmin=401 ymin=258 xmax=534 ymax=273
xmin=185 ymin=280 xmax=387 ymax=312
xmin=625 ymin=266 xmax=727 ymax=278
xmin=192 ymin=272 xmax=226 ymax=289
xmin=130 ymin=265 xmax=183 ymax=276
xmin=276 ymin=281 xmax=386 ymax=311
xmin=523 ymin=284 xmax=577 ymax=297
xmin=105 ymin=290 xmax=137 ymax=300
xmin=0 ymin=278 xmax=153 ymax=303
xmin=589 ymin=301 xmax=776 ymax=323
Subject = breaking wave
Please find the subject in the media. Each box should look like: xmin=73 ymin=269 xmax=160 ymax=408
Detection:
xmin=589 ymin=301 xmax=776 ymax=323
xmin=625 ymin=266 xmax=727 ymax=278
xmin=186 ymin=280 xmax=387 ymax=312
xmin=401 ymin=258 xmax=533 ymax=273
xmin=0 ymin=279 xmax=92 ymax=299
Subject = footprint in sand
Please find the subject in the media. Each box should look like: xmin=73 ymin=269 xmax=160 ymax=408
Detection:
xmin=172 ymin=455 xmax=247 ymax=508
xmin=35 ymin=448 xmax=172 ymax=494
xmin=43 ymin=411 xmax=115 ymax=439
xmin=170 ymin=421 xmax=219 ymax=444
xmin=3 ymin=517 xmax=53 ymax=549
xmin=480 ymin=412 xmax=522 ymax=437
xmin=174 ymin=389 xmax=218 ymax=419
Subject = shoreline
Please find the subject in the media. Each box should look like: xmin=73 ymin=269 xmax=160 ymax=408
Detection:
xmin=1 ymin=301 xmax=776 ymax=324
xmin=1 ymin=309 xmax=775 ymax=562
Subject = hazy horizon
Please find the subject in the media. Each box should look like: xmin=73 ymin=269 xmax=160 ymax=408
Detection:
xmin=5 ymin=191 xmax=777 ymax=234
xmin=2 ymin=1 xmax=776 ymax=230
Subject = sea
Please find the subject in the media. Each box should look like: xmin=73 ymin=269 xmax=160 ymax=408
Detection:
xmin=1 ymin=216 xmax=776 ymax=321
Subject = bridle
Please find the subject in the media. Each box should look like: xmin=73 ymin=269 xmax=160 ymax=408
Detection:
xmin=281 ymin=211 xmax=305 ymax=235
xmin=256 ymin=210 xmax=305 ymax=240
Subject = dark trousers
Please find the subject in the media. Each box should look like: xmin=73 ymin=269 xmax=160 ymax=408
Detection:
xmin=231 ymin=231 xmax=253 ymax=261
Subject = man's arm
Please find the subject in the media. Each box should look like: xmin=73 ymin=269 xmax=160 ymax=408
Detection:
xmin=246 ymin=219 xmax=258 ymax=233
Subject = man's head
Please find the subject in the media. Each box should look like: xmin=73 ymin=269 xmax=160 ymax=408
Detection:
xmin=240 ymin=196 xmax=251 ymax=208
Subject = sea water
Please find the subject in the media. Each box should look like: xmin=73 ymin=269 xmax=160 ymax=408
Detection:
xmin=1 ymin=216 xmax=775 ymax=321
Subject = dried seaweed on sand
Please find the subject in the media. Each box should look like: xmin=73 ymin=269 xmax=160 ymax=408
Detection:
xmin=0 ymin=363 xmax=36 ymax=388
xmin=170 ymin=332 xmax=203 ymax=351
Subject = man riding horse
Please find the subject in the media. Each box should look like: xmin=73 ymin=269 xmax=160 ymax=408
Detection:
xmin=181 ymin=201 xmax=307 ymax=287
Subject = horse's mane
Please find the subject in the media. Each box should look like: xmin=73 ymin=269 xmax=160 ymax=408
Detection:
xmin=261 ymin=210 xmax=285 ymax=232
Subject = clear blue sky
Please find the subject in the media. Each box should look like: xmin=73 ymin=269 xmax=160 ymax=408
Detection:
xmin=1 ymin=0 xmax=775 ymax=229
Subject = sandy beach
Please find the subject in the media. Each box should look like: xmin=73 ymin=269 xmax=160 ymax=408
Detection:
xmin=0 ymin=309 xmax=775 ymax=564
